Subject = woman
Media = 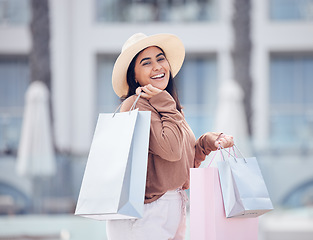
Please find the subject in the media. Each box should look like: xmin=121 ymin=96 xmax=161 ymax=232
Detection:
xmin=107 ymin=33 xmax=234 ymax=240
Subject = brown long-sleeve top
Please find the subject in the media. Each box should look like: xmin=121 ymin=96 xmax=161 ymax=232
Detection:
xmin=121 ymin=91 xmax=221 ymax=204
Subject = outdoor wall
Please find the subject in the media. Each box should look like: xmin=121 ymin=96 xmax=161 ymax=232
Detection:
xmin=49 ymin=0 xmax=235 ymax=155
xmin=252 ymin=0 xmax=313 ymax=149
xmin=0 ymin=0 xmax=313 ymax=210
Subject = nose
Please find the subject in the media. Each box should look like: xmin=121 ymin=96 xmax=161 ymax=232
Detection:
xmin=152 ymin=61 xmax=162 ymax=71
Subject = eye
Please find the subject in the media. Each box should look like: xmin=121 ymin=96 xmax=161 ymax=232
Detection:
xmin=142 ymin=61 xmax=151 ymax=66
xmin=157 ymin=57 xmax=165 ymax=62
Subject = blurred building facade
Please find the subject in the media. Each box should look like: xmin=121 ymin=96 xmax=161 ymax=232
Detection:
xmin=0 ymin=0 xmax=313 ymax=214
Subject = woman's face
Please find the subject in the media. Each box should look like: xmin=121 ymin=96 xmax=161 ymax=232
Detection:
xmin=134 ymin=46 xmax=171 ymax=91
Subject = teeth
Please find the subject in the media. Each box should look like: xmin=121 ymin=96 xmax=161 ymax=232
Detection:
xmin=151 ymin=73 xmax=165 ymax=79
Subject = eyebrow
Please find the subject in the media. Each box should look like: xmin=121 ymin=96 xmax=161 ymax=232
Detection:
xmin=139 ymin=53 xmax=165 ymax=64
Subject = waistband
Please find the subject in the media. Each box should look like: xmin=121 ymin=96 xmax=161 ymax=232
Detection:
xmin=161 ymin=189 xmax=183 ymax=199
xmin=161 ymin=189 xmax=188 ymax=216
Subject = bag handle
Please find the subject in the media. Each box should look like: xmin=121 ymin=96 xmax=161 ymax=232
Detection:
xmin=112 ymin=92 xmax=142 ymax=118
xmin=220 ymin=144 xmax=247 ymax=163
xmin=130 ymin=91 xmax=142 ymax=111
xmin=207 ymin=143 xmax=246 ymax=167
xmin=207 ymin=147 xmax=224 ymax=167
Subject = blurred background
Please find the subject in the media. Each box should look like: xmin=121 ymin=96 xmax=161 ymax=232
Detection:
xmin=0 ymin=0 xmax=313 ymax=239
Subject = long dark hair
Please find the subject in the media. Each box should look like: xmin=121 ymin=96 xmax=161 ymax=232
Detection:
xmin=123 ymin=48 xmax=183 ymax=112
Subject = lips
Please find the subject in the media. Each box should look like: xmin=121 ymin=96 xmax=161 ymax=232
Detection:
xmin=151 ymin=73 xmax=165 ymax=79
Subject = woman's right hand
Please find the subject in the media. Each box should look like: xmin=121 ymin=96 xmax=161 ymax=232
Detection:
xmin=136 ymin=84 xmax=162 ymax=100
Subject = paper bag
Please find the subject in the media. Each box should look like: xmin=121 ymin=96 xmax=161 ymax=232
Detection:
xmin=217 ymin=155 xmax=274 ymax=218
xmin=75 ymin=108 xmax=151 ymax=220
xmin=190 ymin=167 xmax=258 ymax=240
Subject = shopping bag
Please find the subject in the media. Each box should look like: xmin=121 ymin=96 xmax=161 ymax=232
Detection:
xmin=217 ymin=146 xmax=274 ymax=218
xmin=190 ymin=167 xmax=258 ymax=240
xmin=75 ymin=95 xmax=151 ymax=220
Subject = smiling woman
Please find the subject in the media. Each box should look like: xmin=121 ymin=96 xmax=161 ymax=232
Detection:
xmin=106 ymin=33 xmax=234 ymax=240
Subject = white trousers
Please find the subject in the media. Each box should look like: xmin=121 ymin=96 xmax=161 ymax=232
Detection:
xmin=106 ymin=189 xmax=187 ymax=240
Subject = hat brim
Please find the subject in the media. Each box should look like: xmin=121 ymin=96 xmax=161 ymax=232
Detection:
xmin=112 ymin=33 xmax=185 ymax=98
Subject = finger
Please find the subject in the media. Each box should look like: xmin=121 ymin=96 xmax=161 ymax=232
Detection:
xmin=136 ymin=87 xmax=151 ymax=99
xmin=136 ymin=87 xmax=142 ymax=95
xmin=140 ymin=92 xmax=152 ymax=99
xmin=143 ymin=89 xmax=153 ymax=99
xmin=226 ymin=135 xmax=233 ymax=141
xmin=225 ymin=135 xmax=234 ymax=143
xmin=223 ymin=136 xmax=232 ymax=145
xmin=142 ymin=86 xmax=154 ymax=96
xmin=224 ymin=138 xmax=234 ymax=148
xmin=220 ymin=138 xmax=230 ymax=148
xmin=216 ymin=134 xmax=234 ymax=149
xmin=220 ymin=133 xmax=226 ymax=138
xmin=217 ymin=133 xmax=225 ymax=141
xmin=145 ymin=84 xmax=154 ymax=90
xmin=216 ymin=139 xmax=225 ymax=148
xmin=146 ymin=84 xmax=162 ymax=94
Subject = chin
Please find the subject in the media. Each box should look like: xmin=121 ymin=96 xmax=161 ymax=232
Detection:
xmin=152 ymin=81 xmax=169 ymax=91
xmin=153 ymin=85 xmax=167 ymax=91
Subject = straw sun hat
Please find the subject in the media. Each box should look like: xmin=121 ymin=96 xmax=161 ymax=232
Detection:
xmin=112 ymin=33 xmax=185 ymax=97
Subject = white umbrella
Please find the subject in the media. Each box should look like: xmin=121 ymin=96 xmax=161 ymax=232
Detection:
xmin=16 ymin=81 xmax=56 ymax=213
xmin=16 ymin=81 xmax=56 ymax=177
xmin=214 ymin=79 xmax=252 ymax=157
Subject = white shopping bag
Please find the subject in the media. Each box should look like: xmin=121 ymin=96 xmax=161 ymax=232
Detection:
xmin=75 ymin=96 xmax=151 ymax=220
xmin=217 ymin=146 xmax=273 ymax=218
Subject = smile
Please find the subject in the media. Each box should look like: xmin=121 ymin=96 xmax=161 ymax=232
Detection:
xmin=151 ymin=73 xmax=165 ymax=79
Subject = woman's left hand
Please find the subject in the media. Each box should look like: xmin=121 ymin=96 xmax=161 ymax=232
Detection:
xmin=215 ymin=134 xmax=234 ymax=149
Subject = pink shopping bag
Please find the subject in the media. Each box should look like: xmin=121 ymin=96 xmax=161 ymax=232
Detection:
xmin=190 ymin=167 xmax=258 ymax=240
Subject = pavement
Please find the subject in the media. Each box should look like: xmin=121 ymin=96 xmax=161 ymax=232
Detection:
xmin=1 ymin=208 xmax=313 ymax=240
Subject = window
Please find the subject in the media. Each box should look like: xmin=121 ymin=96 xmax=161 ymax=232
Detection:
xmin=0 ymin=56 xmax=29 ymax=155
xmin=0 ymin=0 xmax=30 ymax=25
xmin=270 ymin=0 xmax=313 ymax=20
xmin=96 ymin=55 xmax=120 ymax=115
xmin=176 ymin=55 xmax=217 ymax=138
xmin=96 ymin=54 xmax=218 ymax=139
xmin=95 ymin=0 xmax=218 ymax=23
xmin=270 ymin=54 xmax=313 ymax=148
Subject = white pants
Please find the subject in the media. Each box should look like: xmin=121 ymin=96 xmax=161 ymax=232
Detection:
xmin=106 ymin=189 xmax=187 ymax=240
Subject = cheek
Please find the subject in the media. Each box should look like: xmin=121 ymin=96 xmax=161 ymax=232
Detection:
xmin=163 ymin=62 xmax=171 ymax=73
xmin=135 ymin=69 xmax=150 ymax=85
